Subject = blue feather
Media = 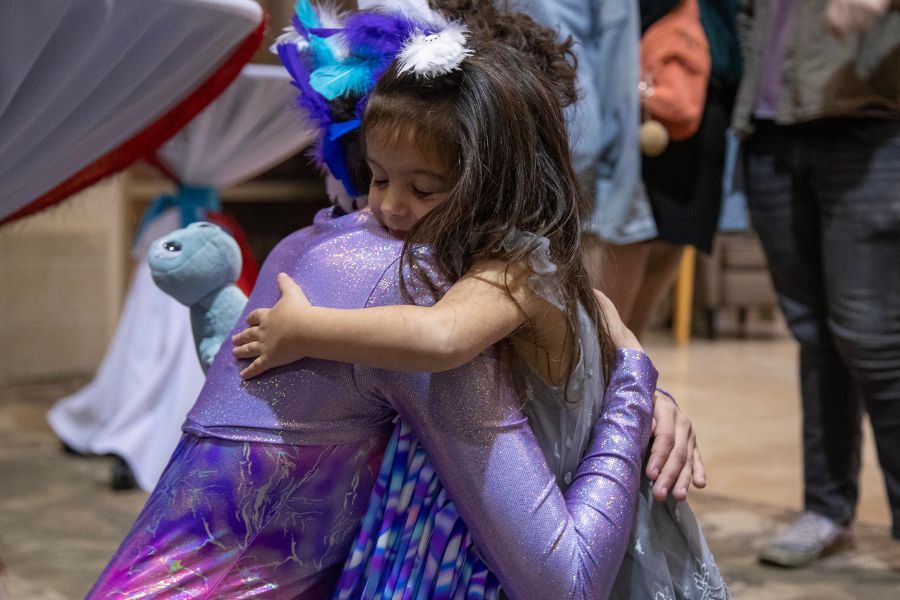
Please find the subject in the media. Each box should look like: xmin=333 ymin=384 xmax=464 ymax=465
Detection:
xmin=309 ymin=37 xmax=338 ymax=69
xmin=292 ymin=2 xmax=339 ymax=69
xmin=309 ymin=60 xmax=375 ymax=100
xmin=294 ymin=0 xmax=320 ymax=28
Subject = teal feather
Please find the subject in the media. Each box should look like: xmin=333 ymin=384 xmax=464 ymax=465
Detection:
xmin=293 ymin=0 xmax=340 ymax=69
xmin=309 ymin=37 xmax=338 ymax=68
xmin=294 ymin=0 xmax=320 ymax=28
xmin=309 ymin=59 xmax=374 ymax=100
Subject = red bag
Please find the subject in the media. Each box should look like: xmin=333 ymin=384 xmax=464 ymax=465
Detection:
xmin=640 ymin=0 xmax=711 ymax=141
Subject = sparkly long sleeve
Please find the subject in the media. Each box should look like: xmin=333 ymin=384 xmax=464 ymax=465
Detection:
xmin=368 ymin=347 xmax=656 ymax=599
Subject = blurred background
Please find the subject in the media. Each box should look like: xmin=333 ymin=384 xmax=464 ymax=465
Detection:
xmin=1 ymin=1 xmax=898 ymax=598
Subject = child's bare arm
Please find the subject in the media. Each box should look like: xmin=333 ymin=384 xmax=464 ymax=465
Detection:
xmin=232 ymin=260 xmax=532 ymax=378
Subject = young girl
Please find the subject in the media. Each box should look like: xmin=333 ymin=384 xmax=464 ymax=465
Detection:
xmin=230 ymin=2 xmax=723 ymax=598
xmin=89 ymin=5 xmax=723 ymax=599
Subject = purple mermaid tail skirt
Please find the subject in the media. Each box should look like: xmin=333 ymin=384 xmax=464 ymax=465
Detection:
xmin=88 ymin=433 xmax=385 ymax=599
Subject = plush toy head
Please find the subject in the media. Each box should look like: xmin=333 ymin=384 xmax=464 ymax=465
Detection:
xmin=149 ymin=222 xmax=242 ymax=306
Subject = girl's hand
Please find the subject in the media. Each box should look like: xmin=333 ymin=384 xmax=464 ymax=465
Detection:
xmin=232 ymin=273 xmax=312 ymax=379
xmin=646 ymin=390 xmax=707 ymax=502
xmin=592 ymin=289 xmax=642 ymax=351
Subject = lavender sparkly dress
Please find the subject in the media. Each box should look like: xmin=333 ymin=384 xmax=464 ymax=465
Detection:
xmin=88 ymin=208 xmax=658 ymax=599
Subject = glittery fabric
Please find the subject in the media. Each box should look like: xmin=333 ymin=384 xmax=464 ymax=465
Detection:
xmin=184 ymin=209 xmax=406 ymax=447
xmin=87 ymin=433 xmax=386 ymax=599
xmin=339 ymin=423 xmax=730 ymax=600
xmin=336 ymin=310 xmax=727 ymax=599
xmin=358 ymin=347 xmax=655 ymax=599
xmin=333 ymin=287 xmax=603 ymax=599
xmin=91 ymin=208 xmax=658 ymax=599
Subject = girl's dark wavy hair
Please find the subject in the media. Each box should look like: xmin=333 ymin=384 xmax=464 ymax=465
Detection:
xmin=360 ymin=38 xmax=616 ymax=386
xmin=430 ymin=0 xmax=579 ymax=109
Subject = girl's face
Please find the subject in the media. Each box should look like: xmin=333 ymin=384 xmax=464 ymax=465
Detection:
xmin=365 ymin=129 xmax=450 ymax=239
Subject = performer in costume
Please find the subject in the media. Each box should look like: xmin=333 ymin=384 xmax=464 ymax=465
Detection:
xmin=93 ymin=2 xmax=724 ymax=597
xmin=233 ymin=3 xmax=725 ymax=598
xmin=88 ymin=15 xmax=662 ymax=600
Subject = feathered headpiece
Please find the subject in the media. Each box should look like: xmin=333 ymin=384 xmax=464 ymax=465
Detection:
xmin=398 ymin=24 xmax=473 ymax=78
xmin=275 ymin=0 xmax=471 ymax=212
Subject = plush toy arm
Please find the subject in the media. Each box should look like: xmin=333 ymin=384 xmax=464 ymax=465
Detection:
xmin=191 ymin=284 xmax=248 ymax=373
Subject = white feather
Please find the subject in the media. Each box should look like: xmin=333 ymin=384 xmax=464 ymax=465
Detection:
xmin=270 ymin=25 xmax=309 ymax=55
xmin=397 ymin=23 xmax=473 ymax=78
xmin=315 ymin=0 xmax=345 ymax=27
xmin=358 ymin=0 xmax=448 ymax=27
xmin=315 ymin=0 xmax=350 ymax=58
xmin=325 ymin=174 xmax=366 ymax=212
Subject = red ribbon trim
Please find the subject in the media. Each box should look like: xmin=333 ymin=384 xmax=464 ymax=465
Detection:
xmin=206 ymin=211 xmax=259 ymax=295
xmin=0 ymin=18 xmax=266 ymax=227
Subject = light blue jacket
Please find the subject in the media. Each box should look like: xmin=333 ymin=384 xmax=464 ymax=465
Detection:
xmin=516 ymin=0 xmax=656 ymax=243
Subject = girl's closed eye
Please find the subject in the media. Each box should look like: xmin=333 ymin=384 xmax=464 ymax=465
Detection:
xmin=371 ymin=178 xmax=388 ymax=189
xmin=412 ymin=185 xmax=439 ymax=200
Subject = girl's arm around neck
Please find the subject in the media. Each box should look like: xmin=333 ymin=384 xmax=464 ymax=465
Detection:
xmin=233 ymin=260 xmax=536 ymax=377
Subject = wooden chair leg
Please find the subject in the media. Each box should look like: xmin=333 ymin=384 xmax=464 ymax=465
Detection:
xmin=673 ymin=246 xmax=696 ymax=346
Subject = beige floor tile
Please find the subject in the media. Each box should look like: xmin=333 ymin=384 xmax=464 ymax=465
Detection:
xmin=644 ymin=333 xmax=892 ymax=527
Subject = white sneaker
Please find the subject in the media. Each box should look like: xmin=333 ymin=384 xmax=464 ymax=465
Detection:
xmin=759 ymin=511 xmax=853 ymax=568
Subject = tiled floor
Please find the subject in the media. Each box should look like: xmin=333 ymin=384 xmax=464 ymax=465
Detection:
xmin=1 ymin=334 xmax=898 ymax=599
xmin=646 ymin=333 xmax=893 ymax=529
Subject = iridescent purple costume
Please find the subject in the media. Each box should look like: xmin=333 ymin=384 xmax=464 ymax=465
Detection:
xmin=88 ymin=208 xmax=658 ymax=599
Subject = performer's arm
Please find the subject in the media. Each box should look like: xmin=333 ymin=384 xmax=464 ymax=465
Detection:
xmin=371 ymin=347 xmax=657 ymax=599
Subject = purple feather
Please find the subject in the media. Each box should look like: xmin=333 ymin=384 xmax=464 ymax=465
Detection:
xmin=355 ymin=95 xmax=369 ymax=120
xmin=343 ymin=12 xmax=422 ymax=62
xmin=277 ymin=43 xmax=332 ymax=128
xmin=275 ymin=5 xmax=441 ymax=185
xmin=307 ymin=138 xmax=326 ymax=168
xmin=292 ymin=14 xmax=310 ymax=37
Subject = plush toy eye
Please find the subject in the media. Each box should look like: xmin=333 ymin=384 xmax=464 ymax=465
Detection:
xmin=196 ymin=223 xmax=212 ymax=228
xmin=163 ymin=241 xmax=182 ymax=252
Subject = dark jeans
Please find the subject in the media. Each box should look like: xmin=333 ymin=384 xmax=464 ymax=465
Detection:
xmin=743 ymin=119 xmax=900 ymax=538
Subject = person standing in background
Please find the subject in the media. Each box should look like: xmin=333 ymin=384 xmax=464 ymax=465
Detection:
xmin=521 ymin=0 xmax=741 ymax=338
xmin=516 ymin=0 xmax=657 ymax=299
xmin=625 ymin=0 xmax=743 ymax=335
xmin=733 ymin=0 xmax=900 ymax=568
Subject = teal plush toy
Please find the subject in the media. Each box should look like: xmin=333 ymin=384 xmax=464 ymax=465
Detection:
xmin=149 ymin=222 xmax=248 ymax=373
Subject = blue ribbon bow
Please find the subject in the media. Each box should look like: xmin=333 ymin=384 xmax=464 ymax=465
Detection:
xmin=134 ymin=184 xmax=221 ymax=246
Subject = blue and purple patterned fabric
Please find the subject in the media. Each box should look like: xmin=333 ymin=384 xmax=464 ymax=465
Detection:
xmin=335 ymin=420 xmax=499 ymax=600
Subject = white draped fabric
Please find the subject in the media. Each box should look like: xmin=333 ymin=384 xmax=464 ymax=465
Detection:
xmin=0 ymin=0 xmax=263 ymax=224
xmin=156 ymin=64 xmax=315 ymax=187
xmin=49 ymin=65 xmax=315 ymax=491
xmin=48 ymin=212 xmax=204 ymax=492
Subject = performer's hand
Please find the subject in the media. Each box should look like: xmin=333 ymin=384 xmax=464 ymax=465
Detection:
xmin=825 ymin=0 xmax=890 ymax=37
xmin=592 ymin=289 xmax=642 ymax=352
xmin=646 ymin=390 xmax=706 ymax=502
xmin=232 ymin=273 xmax=312 ymax=379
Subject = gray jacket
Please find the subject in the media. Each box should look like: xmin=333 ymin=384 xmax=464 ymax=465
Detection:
xmin=733 ymin=0 xmax=900 ymax=134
